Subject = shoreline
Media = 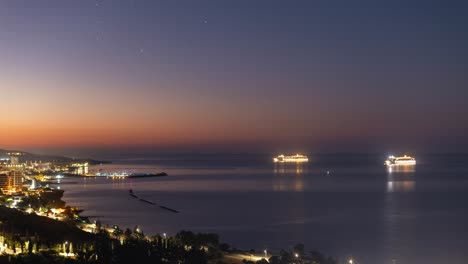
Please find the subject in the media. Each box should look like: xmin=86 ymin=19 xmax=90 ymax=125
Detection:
xmin=59 ymin=172 xmax=168 ymax=178
xmin=51 ymin=178 xmax=283 ymax=263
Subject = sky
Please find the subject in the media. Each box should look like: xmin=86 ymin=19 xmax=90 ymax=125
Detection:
xmin=1 ymin=0 xmax=467 ymax=154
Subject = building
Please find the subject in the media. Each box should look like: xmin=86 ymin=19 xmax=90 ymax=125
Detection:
xmin=0 ymin=173 xmax=8 ymax=190
xmin=3 ymin=156 xmax=25 ymax=170
xmin=0 ymin=170 xmax=23 ymax=194
xmin=71 ymin=163 xmax=89 ymax=175
xmin=9 ymin=156 xmax=20 ymax=165
xmin=8 ymin=170 xmax=23 ymax=190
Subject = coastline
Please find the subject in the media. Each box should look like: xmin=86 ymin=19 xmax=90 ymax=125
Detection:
xmin=32 ymin=176 xmax=289 ymax=264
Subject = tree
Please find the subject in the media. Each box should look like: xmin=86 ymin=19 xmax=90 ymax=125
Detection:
xmin=184 ymin=248 xmax=208 ymax=264
xmin=219 ymin=243 xmax=230 ymax=252
xmin=124 ymin=228 xmax=132 ymax=238
xmin=95 ymin=220 xmax=102 ymax=233
xmin=309 ymin=250 xmax=338 ymax=264
xmin=94 ymin=230 xmax=113 ymax=264
xmin=112 ymin=226 xmax=123 ymax=237
xmin=268 ymin=255 xmax=282 ymax=264
xmin=279 ymin=249 xmax=292 ymax=263
xmin=293 ymin=243 xmax=305 ymax=257
xmin=132 ymin=225 xmax=144 ymax=239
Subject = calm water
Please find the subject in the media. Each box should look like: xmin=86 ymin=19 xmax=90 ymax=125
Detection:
xmin=60 ymin=153 xmax=468 ymax=264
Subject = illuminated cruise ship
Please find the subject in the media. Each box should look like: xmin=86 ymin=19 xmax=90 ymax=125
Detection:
xmin=273 ymin=154 xmax=309 ymax=163
xmin=385 ymin=155 xmax=416 ymax=166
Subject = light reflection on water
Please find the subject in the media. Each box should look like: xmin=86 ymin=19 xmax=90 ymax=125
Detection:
xmin=386 ymin=165 xmax=416 ymax=193
xmin=387 ymin=164 xmax=416 ymax=174
xmin=273 ymin=163 xmax=306 ymax=192
xmin=387 ymin=181 xmax=416 ymax=192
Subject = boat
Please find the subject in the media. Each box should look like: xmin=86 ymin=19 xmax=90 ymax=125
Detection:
xmin=128 ymin=172 xmax=168 ymax=178
xmin=273 ymin=154 xmax=309 ymax=163
xmin=385 ymin=155 xmax=416 ymax=166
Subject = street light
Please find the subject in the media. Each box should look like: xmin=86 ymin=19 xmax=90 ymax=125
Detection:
xmin=349 ymin=259 xmax=353 ymax=264
xmin=295 ymin=253 xmax=299 ymax=258
xmin=264 ymin=249 xmax=267 ymax=258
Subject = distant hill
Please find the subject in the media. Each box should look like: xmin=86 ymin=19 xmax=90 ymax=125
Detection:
xmin=0 ymin=149 xmax=110 ymax=165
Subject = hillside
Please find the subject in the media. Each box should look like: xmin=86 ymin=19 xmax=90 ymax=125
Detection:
xmin=0 ymin=149 xmax=110 ymax=165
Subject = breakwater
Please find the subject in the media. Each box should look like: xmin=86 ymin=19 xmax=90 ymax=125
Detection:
xmin=129 ymin=189 xmax=179 ymax=213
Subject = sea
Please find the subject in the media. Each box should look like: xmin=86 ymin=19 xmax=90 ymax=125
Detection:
xmin=58 ymin=153 xmax=468 ymax=264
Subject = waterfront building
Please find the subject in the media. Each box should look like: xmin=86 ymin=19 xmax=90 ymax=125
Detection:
xmin=71 ymin=163 xmax=89 ymax=175
xmin=8 ymin=171 xmax=23 ymax=190
xmin=0 ymin=170 xmax=24 ymax=194
xmin=0 ymin=173 xmax=8 ymax=191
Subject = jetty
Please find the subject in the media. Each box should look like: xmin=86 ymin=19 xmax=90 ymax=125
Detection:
xmin=128 ymin=189 xmax=179 ymax=213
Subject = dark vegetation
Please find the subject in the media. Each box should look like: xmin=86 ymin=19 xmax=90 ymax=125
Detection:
xmin=0 ymin=205 xmax=93 ymax=247
xmin=0 ymin=205 xmax=336 ymax=264
xmin=238 ymin=243 xmax=337 ymax=264
xmin=0 ymin=207 xmax=220 ymax=264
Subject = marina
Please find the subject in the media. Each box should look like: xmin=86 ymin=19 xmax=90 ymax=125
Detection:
xmin=93 ymin=172 xmax=168 ymax=178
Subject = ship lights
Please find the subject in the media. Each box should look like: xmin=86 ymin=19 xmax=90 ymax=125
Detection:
xmin=273 ymin=154 xmax=309 ymax=163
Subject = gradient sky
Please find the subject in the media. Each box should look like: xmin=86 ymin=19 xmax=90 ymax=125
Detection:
xmin=1 ymin=0 xmax=468 ymax=154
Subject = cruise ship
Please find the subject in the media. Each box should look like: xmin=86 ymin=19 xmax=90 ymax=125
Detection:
xmin=385 ymin=155 xmax=416 ymax=166
xmin=273 ymin=154 xmax=309 ymax=163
